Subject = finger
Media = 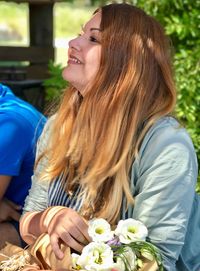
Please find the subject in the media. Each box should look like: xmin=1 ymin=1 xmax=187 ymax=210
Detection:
xmin=60 ymin=231 xmax=84 ymax=253
xmin=70 ymin=215 xmax=90 ymax=241
xmin=67 ymin=221 xmax=88 ymax=245
xmin=6 ymin=199 xmax=22 ymax=210
xmin=50 ymin=234 xmax=64 ymax=260
xmin=48 ymin=213 xmax=87 ymax=245
xmin=10 ymin=209 xmax=21 ymax=221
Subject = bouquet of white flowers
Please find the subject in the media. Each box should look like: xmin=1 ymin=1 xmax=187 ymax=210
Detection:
xmin=0 ymin=218 xmax=163 ymax=271
xmin=71 ymin=218 xmax=163 ymax=271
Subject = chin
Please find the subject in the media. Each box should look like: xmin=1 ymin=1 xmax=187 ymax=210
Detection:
xmin=62 ymin=67 xmax=69 ymax=81
xmin=62 ymin=69 xmax=78 ymax=88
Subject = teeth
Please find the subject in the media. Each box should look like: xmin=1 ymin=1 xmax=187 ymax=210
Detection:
xmin=70 ymin=57 xmax=81 ymax=64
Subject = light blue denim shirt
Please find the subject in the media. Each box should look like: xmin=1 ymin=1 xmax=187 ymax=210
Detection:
xmin=121 ymin=117 xmax=199 ymax=270
xmin=23 ymin=116 xmax=200 ymax=271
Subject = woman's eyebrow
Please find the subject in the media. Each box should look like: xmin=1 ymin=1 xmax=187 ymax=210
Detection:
xmin=90 ymin=27 xmax=102 ymax=32
xmin=81 ymin=25 xmax=101 ymax=32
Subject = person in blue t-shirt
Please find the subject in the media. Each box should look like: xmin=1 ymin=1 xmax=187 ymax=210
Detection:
xmin=0 ymin=83 xmax=46 ymax=248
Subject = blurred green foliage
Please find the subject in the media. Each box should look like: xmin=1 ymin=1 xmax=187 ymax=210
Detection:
xmin=54 ymin=3 xmax=93 ymax=38
xmin=43 ymin=61 xmax=68 ymax=103
xmin=0 ymin=2 xmax=28 ymax=46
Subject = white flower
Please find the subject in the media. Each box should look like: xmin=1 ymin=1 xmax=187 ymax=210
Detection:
xmin=114 ymin=247 xmax=136 ymax=271
xmin=88 ymin=218 xmax=114 ymax=242
xmin=71 ymin=253 xmax=83 ymax=270
xmin=77 ymin=242 xmax=114 ymax=271
xmin=115 ymin=219 xmax=148 ymax=244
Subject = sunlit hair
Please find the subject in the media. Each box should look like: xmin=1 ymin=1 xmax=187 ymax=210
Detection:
xmin=38 ymin=3 xmax=176 ymax=224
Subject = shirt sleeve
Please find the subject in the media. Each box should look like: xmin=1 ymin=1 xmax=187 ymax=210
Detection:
xmin=0 ymin=113 xmax=29 ymax=175
xmin=22 ymin=117 xmax=54 ymax=213
xmin=131 ymin=120 xmax=198 ymax=270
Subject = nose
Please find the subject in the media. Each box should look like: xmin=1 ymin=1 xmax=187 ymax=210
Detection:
xmin=68 ymin=36 xmax=81 ymax=52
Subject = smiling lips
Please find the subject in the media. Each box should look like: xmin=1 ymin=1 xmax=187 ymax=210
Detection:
xmin=68 ymin=55 xmax=82 ymax=64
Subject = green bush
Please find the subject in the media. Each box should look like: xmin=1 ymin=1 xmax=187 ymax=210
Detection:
xmin=43 ymin=61 xmax=68 ymax=113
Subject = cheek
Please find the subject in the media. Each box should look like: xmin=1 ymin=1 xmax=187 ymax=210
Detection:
xmin=85 ymin=49 xmax=101 ymax=76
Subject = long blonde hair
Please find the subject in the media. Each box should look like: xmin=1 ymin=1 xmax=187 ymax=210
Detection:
xmin=39 ymin=3 xmax=176 ymax=224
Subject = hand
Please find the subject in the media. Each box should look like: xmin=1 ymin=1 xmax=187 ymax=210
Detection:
xmin=46 ymin=207 xmax=91 ymax=260
xmin=0 ymin=198 xmax=21 ymax=222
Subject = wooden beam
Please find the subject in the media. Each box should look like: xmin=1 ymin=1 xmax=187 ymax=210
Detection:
xmin=0 ymin=46 xmax=54 ymax=63
xmin=26 ymin=63 xmax=50 ymax=79
xmin=3 ymin=0 xmax=64 ymax=3
xmin=0 ymin=63 xmax=51 ymax=80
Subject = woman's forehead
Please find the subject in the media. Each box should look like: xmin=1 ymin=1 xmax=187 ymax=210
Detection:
xmin=83 ymin=12 xmax=101 ymax=31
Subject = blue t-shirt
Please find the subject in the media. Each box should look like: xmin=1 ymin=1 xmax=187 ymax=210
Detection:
xmin=0 ymin=83 xmax=46 ymax=207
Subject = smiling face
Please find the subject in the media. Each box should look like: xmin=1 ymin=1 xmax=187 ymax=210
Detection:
xmin=62 ymin=12 xmax=102 ymax=93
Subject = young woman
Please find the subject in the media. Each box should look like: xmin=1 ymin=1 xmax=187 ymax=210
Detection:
xmin=20 ymin=3 xmax=199 ymax=271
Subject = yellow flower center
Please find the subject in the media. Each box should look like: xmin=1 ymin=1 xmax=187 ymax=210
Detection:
xmin=94 ymin=249 xmax=103 ymax=264
xmin=95 ymin=227 xmax=104 ymax=234
xmin=128 ymin=226 xmax=138 ymax=234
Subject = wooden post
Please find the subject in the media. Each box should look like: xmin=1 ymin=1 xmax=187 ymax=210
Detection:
xmin=29 ymin=2 xmax=54 ymax=46
xmin=0 ymin=0 xmax=64 ymax=79
xmin=28 ymin=2 xmax=54 ymax=78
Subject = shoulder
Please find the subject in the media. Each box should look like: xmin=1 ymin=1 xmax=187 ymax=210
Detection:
xmin=140 ymin=117 xmax=196 ymax=157
xmin=36 ymin=115 xmax=55 ymax=154
xmin=39 ymin=114 xmax=55 ymax=140
xmin=0 ymin=110 xmax=40 ymax=142
xmin=0 ymin=88 xmax=45 ymax=127
xmin=135 ymin=117 xmax=198 ymax=181
xmin=0 ymin=111 xmax=27 ymax=136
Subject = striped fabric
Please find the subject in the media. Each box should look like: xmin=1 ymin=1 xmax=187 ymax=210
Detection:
xmin=48 ymin=174 xmax=130 ymax=220
xmin=48 ymin=175 xmax=83 ymax=212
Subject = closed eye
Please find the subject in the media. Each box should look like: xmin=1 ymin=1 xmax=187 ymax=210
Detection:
xmin=89 ymin=36 xmax=100 ymax=43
